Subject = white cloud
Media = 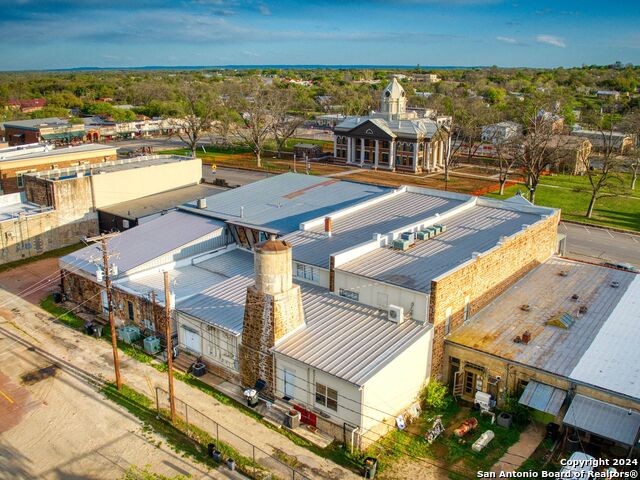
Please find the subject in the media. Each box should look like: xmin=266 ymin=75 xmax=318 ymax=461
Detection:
xmin=536 ymin=34 xmax=566 ymax=48
xmin=259 ymin=4 xmax=271 ymax=16
xmin=496 ymin=36 xmax=518 ymax=44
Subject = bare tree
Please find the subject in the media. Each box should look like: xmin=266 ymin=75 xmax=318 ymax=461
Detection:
xmin=580 ymin=113 xmax=627 ymax=218
xmin=271 ymin=88 xmax=305 ymax=158
xmin=442 ymin=97 xmax=497 ymax=182
xmin=493 ymin=139 xmax=519 ymax=196
xmin=620 ymin=110 xmax=640 ymax=190
xmin=510 ymin=100 xmax=572 ymax=203
xmin=172 ymin=83 xmax=216 ymax=157
xmin=230 ymin=79 xmax=276 ymax=167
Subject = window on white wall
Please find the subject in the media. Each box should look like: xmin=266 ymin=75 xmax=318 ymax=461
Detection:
xmin=445 ymin=307 xmax=452 ymax=335
xmin=315 ymin=383 xmax=338 ymax=411
xmin=295 ymin=263 xmax=319 ymax=282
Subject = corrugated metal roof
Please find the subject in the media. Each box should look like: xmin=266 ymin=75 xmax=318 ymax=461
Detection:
xmin=285 ymin=191 xmax=465 ymax=268
xmin=189 ymin=173 xmax=390 ymax=234
xmin=116 ymin=264 xmax=226 ymax=306
xmin=60 ymin=211 xmax=226 ymax=276
xmin=446 ymin=258 xmax=636 ymax=384
xmin=275 ymin=285 xmax=432 ymax=386
xmin=0 ymin=143 xmax=116 ymax=163
xmin=176 ymin=249 xmax=255 ymax=334
xmin=563 ymin=395 xmax=640 ymax=446
xmin=570 ymin=275 xmax=640 ymax=400
xmin=518 ymin=381 xmax=566 ymax=415
xmin=340 ymin=204 xmax=544 ymax=292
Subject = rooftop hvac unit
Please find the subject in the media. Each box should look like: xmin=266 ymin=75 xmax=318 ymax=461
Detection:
xmin=417 ymin=230 xmax=432 ymax=240
xmin=393 ymin=239 xmax=410 ymax=251
xmin=388 ymin=304 xmax=404 ymax=324
xmin=400 ymin=231 xmax=415 ymax=245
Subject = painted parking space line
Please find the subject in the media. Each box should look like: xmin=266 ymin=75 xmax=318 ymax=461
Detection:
xmin=0 ymin=387 xmax=14 ymax=404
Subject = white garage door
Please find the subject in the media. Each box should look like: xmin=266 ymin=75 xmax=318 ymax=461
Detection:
xmin=182 ymin=327 xmax=201 ymax=354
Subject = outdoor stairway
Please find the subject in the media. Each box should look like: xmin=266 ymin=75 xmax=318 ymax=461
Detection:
xmin=173 ymin=350 xmax=198 ymax=374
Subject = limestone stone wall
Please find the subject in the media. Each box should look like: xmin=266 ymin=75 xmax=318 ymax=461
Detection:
xmin=429 ymin=212 xmax=560 ymax=378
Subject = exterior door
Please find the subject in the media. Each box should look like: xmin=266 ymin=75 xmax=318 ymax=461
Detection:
xmin=463 ymin=370 xmax=477 ymax=396
xmin=182 ymin=327 xmax=201 ymax=354
xmin=283 ymin=369 xmax=295 ymax=399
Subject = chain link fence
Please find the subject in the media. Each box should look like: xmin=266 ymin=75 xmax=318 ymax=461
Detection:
xmin=155 ymin=386 xmax=310 ymax=480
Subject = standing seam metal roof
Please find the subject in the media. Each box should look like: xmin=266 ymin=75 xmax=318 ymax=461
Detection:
xmin=275 ymin=286 xmax=431 ymax=386
xmin=60 ymin=211 xmax=226 ymax=276
xmin=339 ymin=205 xmax=545 ymax=292
xmin=190 ymin=173 xmax=391 ymax=234
xmin=285 ymin=191 xmax=465 ymax=268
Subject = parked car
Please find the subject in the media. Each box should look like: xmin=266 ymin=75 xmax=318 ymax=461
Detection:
xmin=560 ymin=452 xmax=596 ymax=478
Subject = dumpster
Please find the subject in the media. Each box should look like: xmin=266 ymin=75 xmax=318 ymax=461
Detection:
xmin=363 ymin=457 xmax=378 ymax=479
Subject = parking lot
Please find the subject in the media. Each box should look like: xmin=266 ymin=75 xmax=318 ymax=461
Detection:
xmin=0 ymin=325 xmax=219 ymax=480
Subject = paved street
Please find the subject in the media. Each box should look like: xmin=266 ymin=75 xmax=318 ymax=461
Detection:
xmin=560 ymin=222 xmax=640 ymax=267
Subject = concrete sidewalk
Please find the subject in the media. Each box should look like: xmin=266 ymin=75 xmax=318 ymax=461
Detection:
xmin=491 ymin=423 xmax=546 ymax=472
xmin=0 ymin=291 xmax=360 ymax=480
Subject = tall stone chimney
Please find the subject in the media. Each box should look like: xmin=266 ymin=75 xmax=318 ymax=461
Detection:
xmin=240 ymin=235 xmax=304 ymax=397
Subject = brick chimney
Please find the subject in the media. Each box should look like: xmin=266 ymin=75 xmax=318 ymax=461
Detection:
xmin=239 ymin=235 xmax=304 ymax=397
xmin=324 ymin=216 xmax=332 ymax=237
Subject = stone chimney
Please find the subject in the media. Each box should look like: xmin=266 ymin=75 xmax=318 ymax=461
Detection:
xmin=240 ymin=235 xmax=304 ymax=397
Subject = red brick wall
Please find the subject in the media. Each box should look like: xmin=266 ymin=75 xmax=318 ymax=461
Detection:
xmin=5 ymin=127 xmax=39 ymax=146
xmin=428 ymin=211 xmax=560 ymax=378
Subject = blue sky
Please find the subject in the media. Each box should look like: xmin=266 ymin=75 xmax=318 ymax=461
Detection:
xmin=1 ymin=0 xmax=639 ymax=70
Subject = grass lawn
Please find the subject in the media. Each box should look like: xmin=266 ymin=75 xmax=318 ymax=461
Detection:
xmin=159 ymin=147 xmax=349 ymax=176
xmin=369 ymin=397 xmax=526 ymax=478
xmin=486 ymin=175 xmax=640 ymax=232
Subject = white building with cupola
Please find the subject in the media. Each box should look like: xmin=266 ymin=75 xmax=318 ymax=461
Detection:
xmin=333 ymin=77 xmax=450 ymax=173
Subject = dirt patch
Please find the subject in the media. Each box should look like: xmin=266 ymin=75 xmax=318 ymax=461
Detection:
xmin=0 ymin=371 xmax=33 ymax=434
xmin=20 ymin=364 xmax=59 ymax=385
xmin=0 ymin=308 xmax=14 ymax=321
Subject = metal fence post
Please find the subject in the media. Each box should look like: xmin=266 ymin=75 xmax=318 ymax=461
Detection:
xmin=216 ymin=422 xmax=219 ymax=449
xmin=185 ymin=402 xmax=189 ymax=436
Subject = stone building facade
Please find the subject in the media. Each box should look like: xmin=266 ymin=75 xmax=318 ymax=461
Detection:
xmin=428 ymin=211 xmax=561 ymax=378
xmin=240 ymin=237 xmax=305 ymax=398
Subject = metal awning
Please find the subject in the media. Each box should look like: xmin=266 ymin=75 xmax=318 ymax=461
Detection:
xmin=519 ymin=381 xmax=566 ymax=415
xmin=563 ymin=395 xmax=640 ymax=446
xmin=41 ymin=132 xmax=83 ymax=140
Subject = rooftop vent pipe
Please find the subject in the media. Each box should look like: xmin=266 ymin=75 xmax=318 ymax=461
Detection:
xmin=240 ymin=206 xmax=244 ymax=218
xmin=197 ymin=198 xmax=207 ymax=209
xmin=324 ymin=217 xmax=332 ymax=237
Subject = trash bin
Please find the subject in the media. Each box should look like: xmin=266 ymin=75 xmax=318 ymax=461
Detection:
xmin=84 ymin=322 xmax=96 ymax=336
xmin=94 ymin=325 xmax=103 ymax=338
xmin=497 ymin=412 xmax=513 ymax=428
xmin=567 ymin=433 xmax=580 ymax=452
xmin=226 ymin=458 xmax=236 ymax=471
xmin=244 ymin=388 xmax=259 ymax=407
xmin=363 ymin=457 xmax=378 ymax=479
xmin=53 ymin=292 xmax=63 ymax=303
xmin=191 ymin=362 xmax=206 ymax=377
xmin=285 ymin=409 xmax=301 ymax=429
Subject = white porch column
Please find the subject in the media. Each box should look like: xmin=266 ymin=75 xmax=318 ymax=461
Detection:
xmin=413 ymin=142 xmax=419 ymax=172
xmin=333 ymin=138 xmax=337 ymax=158
xmin=347 ymin=137 xmax=352 ymax=163
xmin=425 ymin=142 xmax=431 ymax=170
xmin=374 ymin=139 xmax=379 ymax=169
xmin=432 ymin=141 xmax=438 ymax=170
xmin=360 ymin=138 xmax=365 ymax=165
xmin=389 ymin=141 xmax=396 ymax=170
xmin=438 ymin=141 xmax=444 ymax=167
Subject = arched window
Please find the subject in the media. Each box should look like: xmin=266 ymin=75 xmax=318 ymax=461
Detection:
xmin=409 ymin=144 xmax=414 ymax=153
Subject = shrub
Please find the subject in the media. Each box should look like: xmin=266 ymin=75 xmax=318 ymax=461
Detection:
xmin=501 ymin=394 xmax=531 ymax=425
xmin=421 ymin=380 xmax=451 ymax=411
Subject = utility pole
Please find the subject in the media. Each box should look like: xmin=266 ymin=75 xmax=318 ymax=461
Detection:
xmin=86 ymin=233 xmax=122 ymax=391
xmin=164 ymin=271 xmax=176 ymax=423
